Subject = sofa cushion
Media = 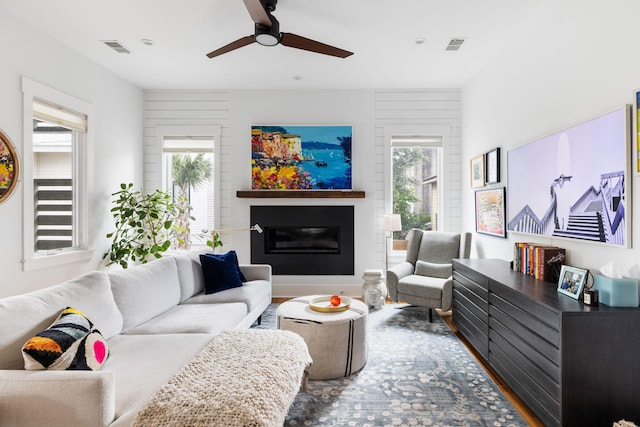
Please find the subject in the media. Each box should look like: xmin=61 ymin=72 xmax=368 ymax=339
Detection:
xmin=108 ymin=256 xmax=181 ymax=333
xmin=172 ymin=250 xmax=209 ymax=302
xmin=398 ymin=275 xmax=448 ymax=300
xmin=184 ymin=280 xmax=270 ymax=314
xmin=123 ymin=303 xmax=248 ymax=335
xmin=104 ymin=333 xmax=213 ymax=427
xmin=200 ymin=251 xmax=246 ymax=294
xmin=0 ymin=271 xmax=122 ymax=370
xmin=415 ymin=260 xmax=452 ymax=279
xmin=22 ymin=307 xmax=109 ymax=371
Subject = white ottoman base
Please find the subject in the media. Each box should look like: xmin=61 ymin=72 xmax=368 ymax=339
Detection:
xmin=277 ymin=296 xmax=368 ymax=380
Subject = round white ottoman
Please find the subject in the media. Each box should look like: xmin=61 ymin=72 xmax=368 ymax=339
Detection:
xmin=276 ymin=296 xmax=368 ymax=380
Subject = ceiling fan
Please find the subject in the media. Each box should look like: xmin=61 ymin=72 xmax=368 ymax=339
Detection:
xmin=206 ymin=0 xmax=353 ymax=59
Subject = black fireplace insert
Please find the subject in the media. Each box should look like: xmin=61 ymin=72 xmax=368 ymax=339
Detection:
xmin=250 ymin=205 xmax=354 ymax=275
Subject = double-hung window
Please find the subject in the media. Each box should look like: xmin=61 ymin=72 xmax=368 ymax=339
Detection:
xmin=162 ymin=137 xmax=215 ymax=244
xmin=22 ymin=77 xmax=92 ymax=270
xmin=390 ymin=135 xmax=442 ymax=245
xmin=155 ymin=125 xmax=221 ymax=248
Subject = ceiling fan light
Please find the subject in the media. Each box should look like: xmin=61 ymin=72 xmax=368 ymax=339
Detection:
xmin=255 ymin=22 xmax=280 ymax=46
xmin=256 ymin=32 xmax=279 ymax=46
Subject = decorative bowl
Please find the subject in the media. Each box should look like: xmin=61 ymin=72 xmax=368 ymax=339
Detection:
xmin=309 ymin=295 xmax=352 ymax=313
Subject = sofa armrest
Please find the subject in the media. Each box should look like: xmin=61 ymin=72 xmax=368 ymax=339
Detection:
xmin=239 ymin=264 xmax=272 ymax=282
xmin=386 ymin=261 xmax=416 ymax=301
xmin=0 ymin=369 xmax=115 ymax=427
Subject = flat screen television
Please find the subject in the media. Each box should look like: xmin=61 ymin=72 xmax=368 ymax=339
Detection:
xmin=507 ymin=105 xmax=631 ymax=247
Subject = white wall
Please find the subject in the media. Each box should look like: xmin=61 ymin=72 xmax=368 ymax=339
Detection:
xmin=144 ymin=89 xmax=463 ymax=297
xmin=0 ymin=11 xmax=143 ymax=297
xmin=463 ymin=0 xmax=640 ymax=276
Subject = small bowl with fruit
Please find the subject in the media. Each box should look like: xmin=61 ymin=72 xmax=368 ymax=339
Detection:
xmin=309 ymin=295 xmax=352 ymax=313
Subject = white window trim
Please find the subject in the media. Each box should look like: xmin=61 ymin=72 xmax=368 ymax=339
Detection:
xmin=384 ymin=124 xmax=450 ymax=233
xmin=21 ymin=77 xmax=93 ymax=271
xmin=155 ymin=125 xmax=221 ymax=232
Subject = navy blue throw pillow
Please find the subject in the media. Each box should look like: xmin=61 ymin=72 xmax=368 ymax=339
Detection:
xmin=199 ymin=251 xmax=246 ymax=294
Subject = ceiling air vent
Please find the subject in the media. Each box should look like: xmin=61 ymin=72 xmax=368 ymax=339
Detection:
xmin=446 ymin=38 xmax=466 ymax=51
xmin=102 ymin=40 xmax=130 ymax=54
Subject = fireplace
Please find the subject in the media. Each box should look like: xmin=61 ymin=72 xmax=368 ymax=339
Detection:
xmin=250 ymin=205 xmax=354 ymax=275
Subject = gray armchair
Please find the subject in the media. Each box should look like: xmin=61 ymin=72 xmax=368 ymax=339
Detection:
xmin=386 ymin=229 xmax=472 ymax=322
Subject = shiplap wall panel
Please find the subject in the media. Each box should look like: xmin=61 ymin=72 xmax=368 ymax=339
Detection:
xmin=374 ymin=89 xmax=462 ymax=241
xmin=143 ymin=90 xmax=231 ymax=229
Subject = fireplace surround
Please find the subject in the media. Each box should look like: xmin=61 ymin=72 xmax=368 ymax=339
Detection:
xmin=250 ymin=205 xmax=354 ymax=275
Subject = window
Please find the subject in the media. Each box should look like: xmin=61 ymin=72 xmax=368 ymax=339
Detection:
xmin=162 ymin=137 xmax=215 ymax=247
xmin=22 ymin=77 xmax=93 ymax=270
xmin=391 ymin=136 xmax=442 ymax=245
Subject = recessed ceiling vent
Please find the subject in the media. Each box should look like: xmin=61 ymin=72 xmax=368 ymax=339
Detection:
xmin=446 ymin=38 xmax=466 ymax=51
xmin=102 ymin=40 xmax=130 ymax=54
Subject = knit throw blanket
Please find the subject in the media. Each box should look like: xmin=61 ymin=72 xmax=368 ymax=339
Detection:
xmin=133 ymin=329 xmax=312 ymax=427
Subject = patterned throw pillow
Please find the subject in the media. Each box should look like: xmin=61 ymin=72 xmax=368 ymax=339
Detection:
xmin=22 ymin=307 xmax=109 ymax=371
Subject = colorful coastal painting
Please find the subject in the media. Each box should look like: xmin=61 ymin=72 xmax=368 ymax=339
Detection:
xmin=251 ymin=125 xmax=352 ymax=190
xmin=0 ymin=130 xmax=18 ymax=203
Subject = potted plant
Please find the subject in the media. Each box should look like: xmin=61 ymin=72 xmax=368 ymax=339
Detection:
xmin=103 ymin=183 xmax=179 ymax=268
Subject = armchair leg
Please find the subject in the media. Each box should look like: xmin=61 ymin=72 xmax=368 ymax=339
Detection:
xmin=428 ymin=308 xmax=433 ymax=323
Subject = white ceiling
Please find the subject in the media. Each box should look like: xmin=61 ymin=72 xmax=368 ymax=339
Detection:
xmin=1 ymin=0 xmax=544 ymax=90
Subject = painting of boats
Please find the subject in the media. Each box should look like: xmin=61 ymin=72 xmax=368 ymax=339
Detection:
xmin=251 ymin=125 xmax=352 ymax=190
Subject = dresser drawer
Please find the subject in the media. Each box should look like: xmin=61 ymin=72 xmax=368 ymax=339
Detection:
xmin=453 ymin=270 xmax=488 ymax=299
xmin=491 ymin=282 xmax=560 ymax=331
xmin=453 ymin=283 xmax=488 ymax=322
xmin=490 ymin=292 xmax=560 ymax=349
xmin=489 ymin=334 xmax=560 ymax=427
xmin=453 ymin=295 xmax=488 ymax=360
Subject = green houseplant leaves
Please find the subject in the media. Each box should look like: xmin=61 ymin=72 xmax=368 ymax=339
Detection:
xmin=104 ymin=183 xmax=180 ymax=268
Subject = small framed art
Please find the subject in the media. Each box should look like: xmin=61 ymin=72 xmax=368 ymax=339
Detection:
xmin=474 ymin=187 xmax=506 ymax=238
xmin=485 ymin=147 xmax=500 ymax=184
xmin=0 ymin=130 xmax=19 ymax=204
xmin=635 ymin=89 xmax=640 ymax=174
xmin=557 ymin=265 xmax=588 ymax=300
xmin=470 ymin=154 xmax=485 ymax=188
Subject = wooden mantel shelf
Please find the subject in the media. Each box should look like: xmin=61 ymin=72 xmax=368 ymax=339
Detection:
xmin=236 ymin=190 xmax=365 ymax=199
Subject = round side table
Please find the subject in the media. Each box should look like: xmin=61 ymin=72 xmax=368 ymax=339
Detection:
xmin=276 ymin=296 xmax=368 ymax=380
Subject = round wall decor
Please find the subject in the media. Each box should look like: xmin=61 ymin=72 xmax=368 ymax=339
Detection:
xmin=0 ymin=130 xmax=19 ymax=203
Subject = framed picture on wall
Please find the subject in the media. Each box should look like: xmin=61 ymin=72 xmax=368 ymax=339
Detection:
xmin=0 ymin=130 xmax=19 ymax=204
xmin=485 ymin=147 xmax=501 ymax=184
xmin=470 ymin=154 xmax=485 ymax=188
xmin=507 ymin=105 xmax=630 ymax=247
xmin=474 ymin=187 xmax=506 ymax=238
xmin=557 ymin=265 xmax=588 ymax=299
xmin=634 ymin=88 xmax=640 ymax=174
xmin=250 ymin=125 xmax=352 ymax=190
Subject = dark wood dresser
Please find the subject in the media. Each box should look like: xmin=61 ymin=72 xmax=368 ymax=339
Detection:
xmin=452 ymin=258 xmax=640 ymax=427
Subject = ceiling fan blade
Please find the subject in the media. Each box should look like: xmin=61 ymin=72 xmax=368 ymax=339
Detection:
xmin=206 ymin=35 xmax=256 ymax=58
xmin=243 ymin=0 xmax=271 ymax=26
xmin=280 ymin=33 xmax=353 ymax=58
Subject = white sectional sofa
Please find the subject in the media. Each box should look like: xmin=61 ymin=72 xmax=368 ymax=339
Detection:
xmin=0 ymin=249 xmax=273 ymax=427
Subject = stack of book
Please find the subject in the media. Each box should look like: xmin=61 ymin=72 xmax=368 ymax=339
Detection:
xmin=512 ymin=242 xmax=566 ymax=282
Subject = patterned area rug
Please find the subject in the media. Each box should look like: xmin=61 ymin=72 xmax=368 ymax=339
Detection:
xmin=253 ymin=303 xmax=527 ymax=426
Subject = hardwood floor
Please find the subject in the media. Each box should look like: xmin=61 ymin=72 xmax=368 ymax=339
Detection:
xmin=271 ymin=298 xmax=542 ymax=426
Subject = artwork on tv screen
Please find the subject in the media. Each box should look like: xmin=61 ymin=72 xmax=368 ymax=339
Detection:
xmin=251 ymin=125 xmax=352 ymax=190
xmin=507 ymin=105 xmax=630 ymax=247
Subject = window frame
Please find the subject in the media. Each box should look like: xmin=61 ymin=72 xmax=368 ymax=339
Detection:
xmin=155 ymin=125 xmax=221 ymax=241
xmin=384 ymin=125 xmax=449 ymax=254
xmin=21 ymin=77 xmax=93 ymax=271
